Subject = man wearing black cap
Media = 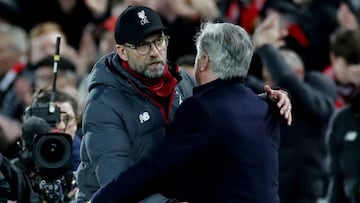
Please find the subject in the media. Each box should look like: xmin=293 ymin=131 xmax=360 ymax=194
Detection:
xmin=75 ymin=5 xmax=292 ymax=203
xmin=75 ymin=5 xmax=195 ymax=202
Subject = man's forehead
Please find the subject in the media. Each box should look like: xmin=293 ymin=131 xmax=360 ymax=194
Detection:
xmin=141 ymin=32 xmax=163 ymax=43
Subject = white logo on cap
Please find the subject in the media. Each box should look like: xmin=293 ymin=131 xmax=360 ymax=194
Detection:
xmin=138 ymin=10 xmax=149 ymax=25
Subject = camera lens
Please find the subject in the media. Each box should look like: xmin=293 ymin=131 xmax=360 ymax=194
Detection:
xmin=40 ymin=140 xmax=65 ymax=163
xmin=34 ymin=133 xmax=72 ymax=169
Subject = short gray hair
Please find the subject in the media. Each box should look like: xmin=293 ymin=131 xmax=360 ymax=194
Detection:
xmin=195 ymin=22 xmax=254 ymax=79
xmin=0 ymin=23 xmax=28 ymax=53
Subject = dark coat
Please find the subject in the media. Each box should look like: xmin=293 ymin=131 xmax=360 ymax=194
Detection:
xmin=0 ymin=152 xmax=30 ymax=202
xmin=91 ymin=78 xmax=281 ymax=203
xmin=327 ymin=88 xmax=360 ymax=203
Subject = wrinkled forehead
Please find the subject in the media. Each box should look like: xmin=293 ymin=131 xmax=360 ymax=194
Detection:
xmin=137 ymin=31 xmax=164 ymax=45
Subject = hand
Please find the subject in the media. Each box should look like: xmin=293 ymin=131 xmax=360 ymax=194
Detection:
xmin=0 ymin=115 xmax=21 ymax=143
xmin=14 ymin=76 xmax=33 ymax=106
xmin=337 ymin=3 xmax=359 ymax=31
xmin=253 ymin=12 xmax=287 ymax=48
xmin=67 ymin=186 xmax=78 ymax=200
xmin=264 ymin=85 xmax=292 ymax=126
xmin=78 ymin=24 xmax=98 ymax=75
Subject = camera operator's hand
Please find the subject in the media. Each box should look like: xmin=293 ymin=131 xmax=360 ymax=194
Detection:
xmin=67 ymin=186 xmax=78 ymax=200
xmin=63 ymin=176 xmax=78 ymax=202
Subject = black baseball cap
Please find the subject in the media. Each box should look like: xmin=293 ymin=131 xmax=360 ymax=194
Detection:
xmin=34 ymin=55 xmax=76 ymax=73
xmin=114 ymin=6 xmax=169 ymax=46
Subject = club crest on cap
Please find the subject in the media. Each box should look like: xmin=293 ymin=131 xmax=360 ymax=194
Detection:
xmin=138 ymin=10 xmax=149 ymax=25
xmin=114 ymin=6 xmax=169 ymax=45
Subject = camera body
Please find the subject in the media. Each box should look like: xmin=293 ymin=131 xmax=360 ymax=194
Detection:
xmin=25 ymin=104 xmax=61 ymax=127
xmin=23 ymin=104 xmax=74 ymax=203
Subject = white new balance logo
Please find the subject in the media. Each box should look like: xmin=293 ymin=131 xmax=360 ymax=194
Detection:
xmin=139 ymin=112 xmax=150 ymax=123
xmin=345 ymin=131 xmax=358 ymax=141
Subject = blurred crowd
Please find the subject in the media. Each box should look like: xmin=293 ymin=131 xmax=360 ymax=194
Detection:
xmin=0 ymin=0 xmax=359 ymax=202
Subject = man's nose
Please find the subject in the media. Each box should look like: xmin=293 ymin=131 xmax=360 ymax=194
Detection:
xmin=148 ymin=43 xmax=161 ymax=56
xmin=56 ymin=120 xmax=66 ymax=131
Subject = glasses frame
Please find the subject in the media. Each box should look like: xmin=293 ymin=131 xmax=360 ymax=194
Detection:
xmin=124 ymin=35 xmax=170 ymax=56
xmin=59 ymin=111 xmax=76 ymax=129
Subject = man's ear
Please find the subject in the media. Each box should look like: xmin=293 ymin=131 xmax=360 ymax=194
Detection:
xmin=116 ymin=45 xmax=128 ymax=61
xmin=200 ymin=54 xmax=209 ymax=71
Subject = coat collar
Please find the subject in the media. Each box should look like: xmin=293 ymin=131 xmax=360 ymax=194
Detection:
xmin=193 ymin=77 xmax=244 ymax=95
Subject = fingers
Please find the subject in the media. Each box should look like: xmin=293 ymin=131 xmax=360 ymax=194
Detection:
xmin=264 ymin=84 xmax=273 ymax=96
xmin=264 ymin=85 xmax=286 ymax=103
xmin=280 ymin=100 xmax=292 ymax=126
xmin=263 ymin=85 xmax=293 ymax=125
xmin=259 ymin=12 xmax=278 ymax=31
xmin=275 ymin=90 xmax=292 ymax=126
xmin=280 ymin=95 xmax=292 ymax=126
xmin=277 ymin=92 xmax=288 ymax=111
xmin=286 ymin=109 xmax=292 ymax=126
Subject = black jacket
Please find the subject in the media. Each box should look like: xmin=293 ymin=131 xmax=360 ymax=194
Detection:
xmin=0 ymin=153 xmax=30 ymax=202
xmin=327 ymin=88 xmax=360 ymax=203
xmin=257 ymin=44 xmax=337 ymax=202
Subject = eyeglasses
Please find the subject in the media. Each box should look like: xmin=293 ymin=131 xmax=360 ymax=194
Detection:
xmin=124 ymin=35 xmax=169 ymax=56
xmin=59 ymin=112 xmax=76 ymax=127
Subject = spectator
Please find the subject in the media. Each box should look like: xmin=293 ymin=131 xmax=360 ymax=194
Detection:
xmin=32 ymin=55 xmax=78 ymax=93
xmin=326 ymin=87 xmax=360 ymax=203
xmin=0 ymin=23 xmax=28 ymax=159
xmin=323 ymin=28 xmax=360 ymax=109
xmin=27 ymin=22 xmax=79 ymax=72
xmin=16 ymin=0 xmax=109 ymax=50
xmin=253 ymin=13 xmax=337 ymax=203
xmin=0 ymin=23 xmax=28 ymax=121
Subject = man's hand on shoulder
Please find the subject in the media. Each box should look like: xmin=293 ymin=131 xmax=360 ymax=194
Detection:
xmin=264 ymin=85 xmax=292 ymax=126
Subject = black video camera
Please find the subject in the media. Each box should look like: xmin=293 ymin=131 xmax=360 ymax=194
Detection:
xmin=22 ymin=105 xmax=74 ymax=203
xmin=32 ymin=132 xmax=73 ymax=203
xmin=19 ymin=35 xmax=74 ymax=203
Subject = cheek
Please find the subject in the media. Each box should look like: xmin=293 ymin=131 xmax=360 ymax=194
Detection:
xmin=65 ymin=126 xmax=77 ymax=139
xmin=160 ymin=47 xmax=167 ymax=58
xmin=333 ymin=62 xmax=347 ymax=79
xmin=194 ymin=67 xmax=202 ymax=85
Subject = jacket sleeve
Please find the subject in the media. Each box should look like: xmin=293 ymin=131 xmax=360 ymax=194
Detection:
xmin=82 ymin=89 xmax=133 ymax=187
xmin=0 ymin=157 xmax=11 ymax=201
xmin=0 ymin=153 xmax=28 ymax=201
xmin=83 ymin=87 xmax=171 ymax=203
